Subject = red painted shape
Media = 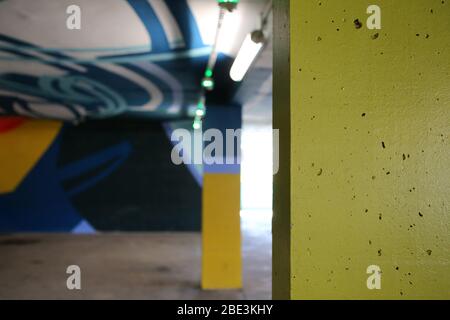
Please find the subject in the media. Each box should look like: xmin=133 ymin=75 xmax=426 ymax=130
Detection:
xmin=0 ymin=117 xmax=26 ymax=133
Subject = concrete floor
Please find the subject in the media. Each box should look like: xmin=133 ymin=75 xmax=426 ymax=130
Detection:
xmin=0 ymin=212 xmax=271 ymax=300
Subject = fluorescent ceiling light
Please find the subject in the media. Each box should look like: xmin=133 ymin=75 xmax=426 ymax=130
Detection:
xmin=230 ymin=32 xmax=264 ymax=82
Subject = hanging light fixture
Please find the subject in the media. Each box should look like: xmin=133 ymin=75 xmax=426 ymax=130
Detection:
xmin=196 ymin=97 xmax=206 ymax=117
xmin=229 ymin=30 xmax=265 ymax=82
xmin=229 ymin=0 xmax=271 ymax=82
xmin=193 ymin=117 xmax=202 ymax=130
xmin=217 ymin=0 xmax=239 ymax=12
xmin=192 ymin=1 xmax=240 ymax=129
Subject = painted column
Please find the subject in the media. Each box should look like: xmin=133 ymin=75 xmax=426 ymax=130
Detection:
xmin=201 ymin=106 xmax=242 ymax=289
xmin=274 ymin=0 xmax=450 ymax=299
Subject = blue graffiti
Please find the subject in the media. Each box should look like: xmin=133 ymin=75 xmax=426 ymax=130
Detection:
xmin=0 ymin=134 xmax=132 ymax=232
xmin=0 ymin=0 xmax=210 ymax=121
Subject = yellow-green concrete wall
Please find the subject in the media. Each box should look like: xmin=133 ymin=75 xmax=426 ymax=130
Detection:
xmin=274 ymin=0 xmax=450 ymax=299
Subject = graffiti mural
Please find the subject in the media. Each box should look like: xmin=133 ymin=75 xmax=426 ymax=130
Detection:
xmin=0 ymin=0 xmax=233 ymax=121
xmin=0 ymin=117 xmax=202 ymax=232
xmin=0 ymin=0 xmax=254 ymax=232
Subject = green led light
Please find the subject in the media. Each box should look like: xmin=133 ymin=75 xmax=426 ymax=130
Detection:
xmin=196 ymin=108 xmax=205 ymax=117
xmin=201 ymin=78 xmax=214 ymax=90
xmin=193 ymin=119 xmax=202 ymax=130
xmin=196 ymin=99 xmax=206 ymax=117
xmin=205 ymin=69 xmax=213 ymax=78
xmin=217 ymin=0 xmax=239 ymax=11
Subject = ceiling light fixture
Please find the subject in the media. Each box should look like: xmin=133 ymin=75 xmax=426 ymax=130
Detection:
xmin=229 ymin=0 xmax=272 ymax=82
xmin=201 ymin=77 xmax=215 ymax=91
xmin=229 ymin=30 xmax=264 ymax=82
xmin=192 ymin=1 xmax=240 ymax=129
xmin=218 ymin=0 xmax=239 ymax=12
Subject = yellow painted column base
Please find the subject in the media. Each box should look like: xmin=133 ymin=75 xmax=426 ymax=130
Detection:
xmin=202 ymin=173 xmax=242 ymax=289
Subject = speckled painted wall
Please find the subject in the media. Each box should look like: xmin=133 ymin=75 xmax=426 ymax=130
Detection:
xmin=274 ymin=0 xmax=450 ymax=299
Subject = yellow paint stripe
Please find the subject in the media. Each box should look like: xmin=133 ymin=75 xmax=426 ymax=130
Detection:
xmin=202 ymin=173 xmax=242 ymax=289
xmin=0 ymin=120 xmax=62 ymax=194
